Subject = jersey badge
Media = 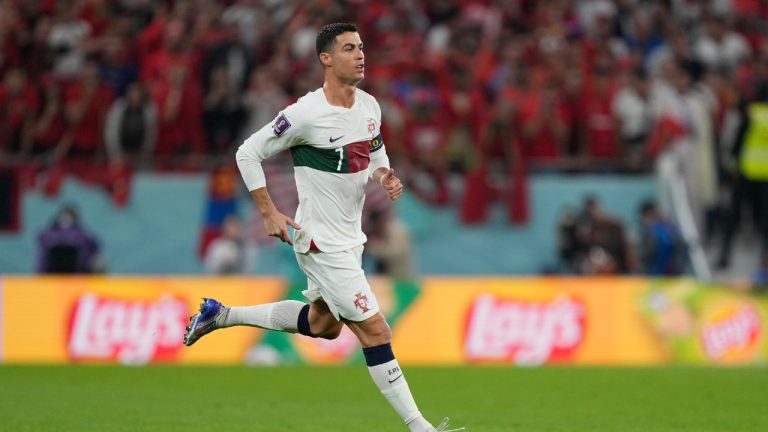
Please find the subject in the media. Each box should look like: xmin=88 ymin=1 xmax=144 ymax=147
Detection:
xmin=353 ymin=293 xmax=371 ymax=313
xmin=272 ymin=113 xmax=291 ymax=137
xmin=367 ymin=118 xmax=376 ymax=137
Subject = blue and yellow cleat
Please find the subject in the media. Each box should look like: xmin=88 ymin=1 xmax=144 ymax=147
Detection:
xmin=183 ymin=298 xmax=227 ymax=346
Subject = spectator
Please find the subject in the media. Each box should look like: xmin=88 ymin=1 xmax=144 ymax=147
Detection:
xmin=240 ymin=66 xmax=290 ymax=143
xmin=30 ymin=75 xmax=69 ymax=160
xmin=694 ymin=14 xmax=751 ymax=74
xmin=21 ymin=15 xmax=56 ymax=80
xmin=613 ymin=67 xmax=655 ymax=170
xmin=0 ymin=68 xmax=38 ymax=162
xmin=0 ymin=1 xmax=24 ymax=77
xmin=37 ymin=205 xmax=103 ymax=274
xmin=202 ymin=65 xmax=246 ymax=155
xmin=402 ymin=80 xmax=451 ymax=205
xmin=104 ymin=81 xmax=157 ymax=168
xmin=47 ymin=0 xmax=93 ymax=80
xmin=515 ymin=79 xmax=571 ymax=168
xmin=638 ymin=200 xmax=684 ymax=275
xmin=577 ymin=52 xmax=620 ymax=167
xmin=99 ymin=35 xmax=138 ymax=97
xmin=651 ymin=59 xmax=717 ymax=234
xmin=221 ymin=0 xmax=267 ymax=49
xmin=204 ymin=214 xmax=249 ymax=275
xmin=150 ymin=63 xmax=205 ymax=168
xmin=140 ymin=17 xmax=199 ymax=85
xmin=622 ymin=8 xmax=666 ymax=70
xmin=580 ymin=196 xmax=637 ymax=274
xmin=556 ymin=196 xmax=637 ymax=275
xmin=556 ymin=207 xmax=588 ymax=274
xmin=201 ymin=23 xmax=253 ymax=94
xmin=460 ymin=79 xmax=526 ymax=225
xmin=444 ymin=69 xmax=487 ymax=173
xmin=717 ymin=77 xmax=768 ymax=269
xmin=59 ymin=59 xmax=114 ymax=163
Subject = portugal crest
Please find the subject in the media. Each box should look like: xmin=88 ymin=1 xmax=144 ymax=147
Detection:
xmin=367 ymin=118 xmax=376 ymax=137
xmin=353 ymin=293 xmax=370 ymax=313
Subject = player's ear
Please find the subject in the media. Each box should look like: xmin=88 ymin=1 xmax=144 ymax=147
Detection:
xmin=319 ymin=52 xmax=332 ymax=68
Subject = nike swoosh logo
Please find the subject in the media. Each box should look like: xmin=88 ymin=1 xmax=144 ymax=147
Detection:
xmin=388 ymin=374 xmax=403 ymax=384
xmin=329 ymin=135 xmax=344 ymax=143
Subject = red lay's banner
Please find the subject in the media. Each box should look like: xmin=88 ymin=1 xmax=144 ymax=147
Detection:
xmin=67 ymin=293 xmax=189 ymax=364
xmin=463 ymin=295 xmax=586 ymax=365
xmin=1 ymin=277 xmax=285 ymax=365
xmin=391 ymin=277 xmax=666 ymax=366
xmin=1 ymin=276 xmax=767 ymax=365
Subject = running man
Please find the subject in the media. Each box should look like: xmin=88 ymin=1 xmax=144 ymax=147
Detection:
xmin=183 ymin=23 xmax=462 ymax=432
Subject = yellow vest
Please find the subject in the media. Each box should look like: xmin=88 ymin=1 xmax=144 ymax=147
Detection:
xmin=741 ymin=102 xmax=768 ymax=181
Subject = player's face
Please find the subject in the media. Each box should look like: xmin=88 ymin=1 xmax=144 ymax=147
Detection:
xmin=330 ymin=32 xmax=365 ymax=84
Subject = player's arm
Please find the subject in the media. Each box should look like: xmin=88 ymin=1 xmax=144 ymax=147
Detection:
xmin=249 ymin=187 xmax=301 ymax=245
xmin=369 ymin=132 xmax=403 ymax=201
xmin=369 ymin=99 xmax=403 ymax=201
xmin=236 ymin=111 xmax=303 ymax=244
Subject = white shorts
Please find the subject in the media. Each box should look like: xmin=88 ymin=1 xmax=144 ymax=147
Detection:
xmin=295 ymin=244 xmax=379 ymax=322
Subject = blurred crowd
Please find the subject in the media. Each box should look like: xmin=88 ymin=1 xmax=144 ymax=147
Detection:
xmin=2 ymin=0 xmax=768 ymax=275
xmin=556 ymin=196 xmax=685 ymax=276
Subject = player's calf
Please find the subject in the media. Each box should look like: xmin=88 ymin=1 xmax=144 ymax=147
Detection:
xmin=185 ymin=299 xmax=340 ymax=346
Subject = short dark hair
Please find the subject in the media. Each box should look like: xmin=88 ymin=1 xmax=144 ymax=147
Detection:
xmin=639 ymin=199 xmax=657 ymax=216
xmin=316 ymin=23 xmax=358 ymax=58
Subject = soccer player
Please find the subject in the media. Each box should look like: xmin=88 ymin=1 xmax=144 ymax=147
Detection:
xmin=183 ymin=23 xmax=462 ymax=432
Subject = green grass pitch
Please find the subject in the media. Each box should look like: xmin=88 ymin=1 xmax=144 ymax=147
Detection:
xmin=1 ymin=365 xmax=766 ymax=431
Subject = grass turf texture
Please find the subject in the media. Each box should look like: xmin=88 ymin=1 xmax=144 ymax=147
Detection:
xmin=0 ymin=365 xmax=766 ymax=431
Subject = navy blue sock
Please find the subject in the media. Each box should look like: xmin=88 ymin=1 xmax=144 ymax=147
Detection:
xmin=297 ymin=304 xmax=316 ymax=338
xmin=362 ymin=343 xmax=396 ymax=367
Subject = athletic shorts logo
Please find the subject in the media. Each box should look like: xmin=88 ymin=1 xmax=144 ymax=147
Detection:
xmin=272 ymin=113 xmax=291 ymax=137
xmin=353 ymin=293 xmax=370 ymax=313
xmin=329 ymin=135 xmax=344 ymax=143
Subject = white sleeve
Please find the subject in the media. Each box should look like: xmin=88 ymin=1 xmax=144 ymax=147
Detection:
xmin=369 ymin=98 xmax=390 ymax=178
xmin=369 ymin=142 xmax=390 ymax=177
xmin=236 ymin=107 xmax=305 ymax=191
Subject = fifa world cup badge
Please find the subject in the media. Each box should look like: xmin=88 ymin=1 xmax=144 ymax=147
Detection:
xmin=354 ymin=293 xmax=370 ymax=313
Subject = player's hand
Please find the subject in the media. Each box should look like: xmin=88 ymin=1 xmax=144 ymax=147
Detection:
xmin=263 ymin=211 xmax=302 ymax=245
xmin=379 ymin=168 xmax=404 ymax=201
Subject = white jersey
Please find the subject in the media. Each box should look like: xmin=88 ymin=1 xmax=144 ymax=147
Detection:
xmin=236 ymin=87 xmax=390 ymax=253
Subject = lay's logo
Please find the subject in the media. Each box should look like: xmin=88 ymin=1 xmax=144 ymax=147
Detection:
xmin=67 ymin=293 xmax=188 ymax=365
xmin=464 ymin=294 xmax=585 ymax=365
xmin=700 ymin=304 xmax=762 ymax=362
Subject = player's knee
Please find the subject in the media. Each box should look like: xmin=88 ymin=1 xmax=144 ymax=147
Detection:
xmin=318 ymin=322 xmax=343 ymax=340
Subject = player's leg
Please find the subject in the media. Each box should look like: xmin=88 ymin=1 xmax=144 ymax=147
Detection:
xmin=301 ymin=299 xmax=344 ymax=339
xmin=345 ymin=313 xmax=437 ymax=432
xmin=296 ymin=246 xmax=461 ymax=431
xmin=218 ymin=298 xmax=342 ymax=337
xmin=183 ymin=297 xmax=342 ymax=346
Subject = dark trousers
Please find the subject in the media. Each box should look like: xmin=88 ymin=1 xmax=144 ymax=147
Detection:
xmin=718 ymin=175 xmax=768 ymax=265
